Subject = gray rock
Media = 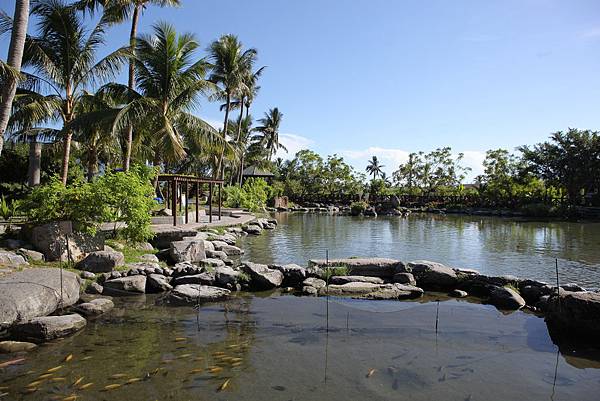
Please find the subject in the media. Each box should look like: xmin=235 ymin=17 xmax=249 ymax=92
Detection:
xmin=103 ymin=275 xmax=147 ymax=295
xmin=546 ymin=291 xmax=600 ymax=341
xmin=309 ymin=258 xmax=403 ymax=278
xmin=199 ymin=258 xmax=226 ymax=268
xmin=393 ymin=272 xmax=416 ymax=286
xmin=560 ymin=283 xmax=586 ymax=292
xmin=27 ymin=221 xmax=103 ymax=262
xmin=220 ymin=244 xmax=244 ymax=256
xmin=242 ymin=262 xmax=283 ymax=290
xmin=330 ymin=275 xmax=385 ymax=285
xmin=134 ymin=242 xmax=155 ymax=251
xmin=488 ymin=286 xmax=526 ymax=310
xmin=16 ymin=248 xmax=44 ymax=262
xmin=73 ymin=298 xmax=114 ymax=317
xmin=450 ymin=289 xmax=468 ymax=298
xmin=243 ymin=225 xmax=262 ymax=235
xmin=0 ymin=340 xmax=38 ymax=353
xmin=11 ymin=314 xmax=87 ymax=343
xmin=150 ymin=227 xmax=198 ymax=249
xmin=0 ymin=251 xmax=28 ymax=267
xmin=407 ymin=260 xmax=458 ymax=290
xmin=76 ymin=251 xmax=124 ymax=273
xmin=203 ymin=240 xmax=215 ymax=252
xmin=302 ymin=285 xmax=318 ymax=296
xmin=146 ymin=274 xmax=173 ymax=293
xmin=80 ymin=271 xmax=96 ymax=280
xmin=126 ymin=262 xmax=160 ymax=273
xmin=172 ymin=273 xmax=215 ymax=286
xmin=85 ymin=282 xmax=103 ymax=295
xmin=169 ymin=239 xmax=206 ymax=263
xmin=271 ymin=264 xmax=307 ymax=286
xmin=320 ymin=282 xmax=423 ymax=300
xmin=214 ymin=266 xmax=241 ymax=287
xmin=206 ymin=249 xmax=228 ymax=260
xmin=0 ymin=268 xmax=80 ymax=329
xmin=361 ymin=284 xmax=424 ymax=300
xmin=166 ymin=284 xmax=230 ymax=305
xmin=303 ymin=277 xmax=326 ymax=290
xmin=139 ymin=254 xmax=159 ymax=263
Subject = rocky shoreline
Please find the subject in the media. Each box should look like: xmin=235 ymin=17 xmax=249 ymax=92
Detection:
xmin=1 ymin=216 xmax=599 ymax=352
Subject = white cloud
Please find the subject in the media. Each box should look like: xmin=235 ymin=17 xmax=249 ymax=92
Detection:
xmin=340 ymin=147 xmax=486 ymax=183
xmin=276 ymin=133 xmax=314 ymax=160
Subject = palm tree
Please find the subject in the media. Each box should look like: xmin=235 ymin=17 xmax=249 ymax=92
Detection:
xmin=13 ymin=0 xmax=128 ymax=185
xmin=208 ymin=34 xmax=257 ymax=179
xmin=104 ymin=22 xmax=219 ymax=177
xmin=366 ymin=155 xmax=385 ymax=180
xmin=225 ymin=114 xmax=253 ymax=185
xmin=254 ymin=107 xmax=286 ymax=162
xmin=0 ymin=0 xmax=30 ymax=157
xmin=75 ymin=0 xmax=180 ymax=171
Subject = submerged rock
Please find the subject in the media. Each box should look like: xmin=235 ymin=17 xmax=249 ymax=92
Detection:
xmin=11 ymin=314 xmax=87 ymax=343
xmin=76 ymin=250 xmax=124 ymax=273
xmin=166 ymin=284 xmax=231 ymax=305
xmin=488 ymin=286 xmax=526 ymax=310
xmin=0 ymin=340 xmax=38 ymax=353
xmin=0 ymin=268 xmax=81 ymax=329
xmin=407 ymin=260 xmax=458 ymax=290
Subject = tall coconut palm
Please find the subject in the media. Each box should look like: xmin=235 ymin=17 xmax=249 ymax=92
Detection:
xmin=208 ymin=34 xmax=257 ymax=179
xmin=254 ymin=107 xmax=286 ymax=162
xmin=12 ymin=0 xmax=128 ymax=185
xmin=104 ymin=22 xmax=219 ymax=176
xmin=0 ymin=0 xmax=30 ymax=157
xmin=75 ymin=0 xmax=180 ymax=171
xmin=366 ymin=155 xmax=385 ymax=180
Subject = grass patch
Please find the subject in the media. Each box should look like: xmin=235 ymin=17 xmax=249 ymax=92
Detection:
xmin=504 ymin=283 xmax=520 ymax=294
xmin=320 ymin=265 xmax=350 ymax=281
xmin=237 ymin=271 xmax=251 ymax=283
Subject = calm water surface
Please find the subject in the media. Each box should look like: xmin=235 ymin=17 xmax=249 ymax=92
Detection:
xmin=1 ymin=294 xmax=599 ymax=401
xmin=241 ymin=213 xmax=600 ymax=288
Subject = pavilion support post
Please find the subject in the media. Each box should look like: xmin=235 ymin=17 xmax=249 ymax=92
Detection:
xmin=172 ymin=180 xmax=177 ymax=227
xmin=185 ymin=181 xmax=189 ymax=224
xmin=165 ymin=183 xmax=169 ymax=209
xmin=209 ymin=183 xmax=213 ymax=223
xmin=195 ymin=183 xmax=199 ymax=223
xmin=218 ymin=183 xmax=222 ymax=220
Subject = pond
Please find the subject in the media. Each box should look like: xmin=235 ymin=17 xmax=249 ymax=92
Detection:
xmin=1 ymin=294 xmax=600 ymax=401
xmin=241 ymin=212 xmax=600 ymax=289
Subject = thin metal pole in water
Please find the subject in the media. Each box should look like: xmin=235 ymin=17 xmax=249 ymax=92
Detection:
xmin=346 ymin=311 xmax=350 ymax=332
xmin=551 ymin=347 xmax=560 ymax=401
xmin=435 ymin=300 xmax=440 ymax=333
xmin=324 ymin=249 xmax=330 ymax=383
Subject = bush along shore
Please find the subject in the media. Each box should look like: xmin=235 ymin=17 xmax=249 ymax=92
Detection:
xmin=1 ymin=217 xmax=599 ymax=352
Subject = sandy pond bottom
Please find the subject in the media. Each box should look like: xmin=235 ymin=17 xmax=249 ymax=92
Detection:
xmin=1 ymin=294 xmax=600 ymax=401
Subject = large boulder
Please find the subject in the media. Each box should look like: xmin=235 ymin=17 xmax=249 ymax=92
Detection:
xmin=165 ymin=284 xmax=230 ymax=305
xmin=75 ymin=251 xmax=124 ymax=273
xmin=0 ymin=251 xmax=28 ymax=267
xmin=393 ymin=272 xmax=416 ymax=286
xmin=242 ymin=262 xmax=283 ymax=290
xmin=407 ymin=260 xmax=458 ymax=290
xmin=271 ymin=264 xmax=307 ymax=286
xmin=219 ymin=244 xmax=244 ymax=256
xmin=26 ymin=221 xmax=103 ymax=261
xmin=169 ymin=239 xmax=206 ymax=264
xmin=545 ymin=291 xmax=600 ymax=341
xmin=362 ymin=284 xmax=424 ymax=300
xmin=303 ymin=277 xmax=326 ymax=290
xmin=146 ymin=274 xmax=173 ymax=293
xmin=214 ymin=266 xmax=241 ymax=287
xmin=243 ymin=225 xmax=262 ymax=235
xmin=17 ymin=248 xmax=44 ymax=262
xmin=73 ymin=298 xmax=114 ymax=317
xmin=11 ymin=314 xmax=87 ymax=343
xmin=151 ymin=227 xmax=198 ymax=249
xmin=103 ymin=275 xmax=146 ymax=295
xmin=172 ymin=273 xmax=215 ymax=286
xmin=329 ymin=275 xmax=384 ymax=285
xmin=0 ymin=268 xmax=81 ymax=329
xmin=488 ymin=286 xmax=526 ymax=310
xmin=319 ymin=282 xmax=423 ymax=300
xmin=308 ymin=258 xmax=403 ymax=278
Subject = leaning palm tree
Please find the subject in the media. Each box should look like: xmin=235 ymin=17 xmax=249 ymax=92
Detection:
xmin=366 ymin=155 xmax=385 ymax=180
xmin=208 ymin=34 xmax=257 ymax=179
xmin=11 ymin=0 xmax=128 ymax=185
xmin=74 ymin=0 xmax=180 ymax=171
xmin=104 ymin=22 xmax=219 ymax=177
xmin=254 ymin=107 xmax=286 ymax=162
xmin=0 ymin=0 xmax=30 ymax=157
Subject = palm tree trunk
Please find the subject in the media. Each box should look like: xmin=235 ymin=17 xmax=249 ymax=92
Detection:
xmin=61 ymin=131 xmax=73 ymax=185
xmin=123 ymin=3 xmax=141 ymax=172
xmin=27 ymin=137 xmax=41 ymax=186
xmin=0 ymin=0 xmax=30 ymax=157
xmin=233 ymin=100 xmax=245 ymax=186
xmin=238 ymin=153 xmax=245 ymax=186
xmin=216 ymin=92 xmax=230 ymax=180
xmin=87 ymin=146 xmax=98 ymax=182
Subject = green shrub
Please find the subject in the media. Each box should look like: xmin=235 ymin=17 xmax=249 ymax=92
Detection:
xmin=223 ymin=178 xmax=271 ymax=212
xmin=320 ymin=265 xmax=350 ymax=281
xmin=23 ymin=165 xmax=157 ymax=242
xmin=350 ymin=201 xmax=369 ymax=216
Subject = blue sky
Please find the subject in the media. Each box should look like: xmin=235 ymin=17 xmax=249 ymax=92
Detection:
xmin=2 ymin=0 xmax=600 ymax=181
